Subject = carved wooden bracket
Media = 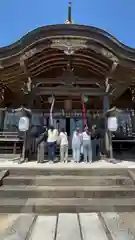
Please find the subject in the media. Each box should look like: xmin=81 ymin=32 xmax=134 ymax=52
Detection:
xmin=51 ymin=38 xmax=118 ymax=60
xmin=19 ymin=44 xmax=46 ymax=62
xmin=88 ymin=44 xmax=118 ymax=62
xmin=20 ymin=48 xmax=37 ymax=62
xmin=105 ymin=61 xmax=118 ymax=93
xmin=0 ymin=61 xmax=4 ymax=69
xmin=26 ymin=77 xmax=32 ymax=92
xmin=101 ymin=49 xmax=118 ymax=62
xmin=51 ymin=38 xmax=87 ymax=55
xmin=21 ymin=77 xmax=33 ymax=94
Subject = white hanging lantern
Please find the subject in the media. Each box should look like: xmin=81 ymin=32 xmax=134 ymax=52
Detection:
xmin=107 ymin=116 xmax=118 ymax=132
xmin=82 ymin=95 xmax=88 ymax=103
xmin=18 ymin=116 xmax=29 ymax=132
xmin=48 ymin=96 xmax=55 ymax=104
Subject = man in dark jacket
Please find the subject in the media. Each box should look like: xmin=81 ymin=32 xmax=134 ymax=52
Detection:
xmin=36 ymin=127 xmax=48 ymax=163
xmin=91 ymin=125 xmax=101 ymax=161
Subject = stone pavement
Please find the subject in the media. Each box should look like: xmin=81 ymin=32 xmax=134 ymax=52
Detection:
xmin=0 ymin=212 xmax=135 ymax=240
xmin=0 ymin=159 xmax=135 ymax=239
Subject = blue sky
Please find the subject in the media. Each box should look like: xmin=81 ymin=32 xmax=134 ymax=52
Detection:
xmin=0 ymin=0 xmax=135 ymax=47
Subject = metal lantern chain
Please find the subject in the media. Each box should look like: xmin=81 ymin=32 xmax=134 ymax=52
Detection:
xmin=130 ymin=85 xmax=135 ymax=101
xmin=0 ymin=84 xmax=5 ymax=102
xmin=0 ymin=88 xmax=4 ymax=101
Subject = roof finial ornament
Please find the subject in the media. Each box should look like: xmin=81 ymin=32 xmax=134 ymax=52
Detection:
xmin=65 ymin=1 xmax=72 ymax=24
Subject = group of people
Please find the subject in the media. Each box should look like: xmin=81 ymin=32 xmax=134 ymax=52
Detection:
xmin=30 ymin=124 xmax=103 ymax=164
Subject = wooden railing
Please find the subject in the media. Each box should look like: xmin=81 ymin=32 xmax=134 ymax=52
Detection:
xmin=0 ymin=132 xmax=23 ymax=154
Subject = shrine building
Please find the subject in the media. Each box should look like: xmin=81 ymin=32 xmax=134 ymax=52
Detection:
xmin=0 ymin=1 xmax=135 ymax=150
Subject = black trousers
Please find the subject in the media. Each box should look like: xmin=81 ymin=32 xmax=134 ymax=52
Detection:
xmin=25 ymin=149 xmax=30 ymax=160
xmin=92 ymin=139 xmax=100 ymax=161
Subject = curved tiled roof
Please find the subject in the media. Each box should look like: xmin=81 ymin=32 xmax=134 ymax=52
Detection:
xmin=0 ymin=23 xmax=134 ymax=105
xmin=0 ymin=24 xmax=135 ymax=61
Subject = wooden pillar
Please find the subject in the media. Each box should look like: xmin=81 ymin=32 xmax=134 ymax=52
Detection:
xmin=103 ymin=94 xmax=110 ymax=156
xmin=64 ymin=99 xmax=72 ymax=111
xmin=0 ymin=108 xmax=5 ymax=131
xmin=103 ymin=60 xmax=118 ymax=159
xmin=103 ymin=94 xmax=109 ymax=113
xmin=103 ymin=94 xmax=114 ymax=159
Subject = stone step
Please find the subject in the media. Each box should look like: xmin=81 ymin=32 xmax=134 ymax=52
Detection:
xmin=2 ymin=167 xmax=128 ymax=176
xmin=0 ymin=198 xmax=135 ymax=213
xmin=0 ymin=170 xmax=8 ymax=186
xmin=0 ymin=185 xmax=135 ymax=198
xmin=0 ymin=154 xmax=20 ymax=158
xmin=3 ymin=175 xmax=133 ymax=186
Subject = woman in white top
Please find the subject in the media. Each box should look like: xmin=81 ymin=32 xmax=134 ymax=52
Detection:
xmin=82 ymin=127 xmax=92 ymax=163
xmin=59 ymin=128 xmax=68 ymax=163
xmin=72 ymin=127 xmax=82 ymax=163
xmin=47 ymin=125 xmax=58 ymax=163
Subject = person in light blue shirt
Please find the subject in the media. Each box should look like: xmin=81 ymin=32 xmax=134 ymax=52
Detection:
xmin=72 ymin=127 xmax=82 ymax=163
xmin=82 ymin=127 xmax=92 ymax=163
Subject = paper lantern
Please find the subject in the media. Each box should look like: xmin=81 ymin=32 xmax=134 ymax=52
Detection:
xmin=18 ymin=116 xmax=29 ymax=132
xmin=64 ymin=99 xmax=72 ymax=111
xmin=48 ymin=96 xmax=55 ymax=104
xmin=107 ymin=117 xmax=118 ymax=132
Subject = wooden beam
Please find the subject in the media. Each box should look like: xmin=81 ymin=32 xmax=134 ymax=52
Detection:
xmin=111 ymin=85 xmax=129 ymax=102
xmin=34 ymin=77 xmax=122 ymax=86
xmin=75 ymin=52 xmax=109 ymax=68
xmin=0 ymin=64 xmax=20 ymax=74
xmin=28 ymin=56 xmax=107 ymax=74
xmin=34 ymin=77 xmax=105 ymax=86
xmin=29 ymin=57 xmax=66 ymax=72
xmin=26 ymin=46 xmax=109 ymax=69
xmin=30 ymin=62 xmax=106 ymax=77
xmin=31 ymin=64 xmax=104 ymax=78
xmin=35 ymin=87 xmax=105 ymax=96
xmin=28 ymin=50 xmax=109 ymax=69
xmin=28 ymin=53 xmax=64 ymax=68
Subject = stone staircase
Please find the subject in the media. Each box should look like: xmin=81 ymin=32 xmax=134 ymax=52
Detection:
xmin=0 ymin=167 xmax=135 ymax=213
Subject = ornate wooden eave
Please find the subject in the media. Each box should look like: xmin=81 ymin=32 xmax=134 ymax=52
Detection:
xmin=0 ymin=25 xmax=135 ymax=61
xmin=0 ymin=24 xmax=134 ymax=104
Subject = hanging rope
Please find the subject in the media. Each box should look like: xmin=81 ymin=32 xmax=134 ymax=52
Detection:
xmin=49 ymin=95 xmax=55 ymax=125
xmin=81 ymin=95 xmax=87 ymax=128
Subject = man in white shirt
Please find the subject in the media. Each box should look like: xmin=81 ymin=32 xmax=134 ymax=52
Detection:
xmin=59 ymin=128 xmax=68 ymax=163
xmin=47 ymin=125 xmax=58 ymax=162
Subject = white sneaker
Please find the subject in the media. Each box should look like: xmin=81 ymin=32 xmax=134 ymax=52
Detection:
xmin=49 ymin=161 xmax=53 ymax=164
